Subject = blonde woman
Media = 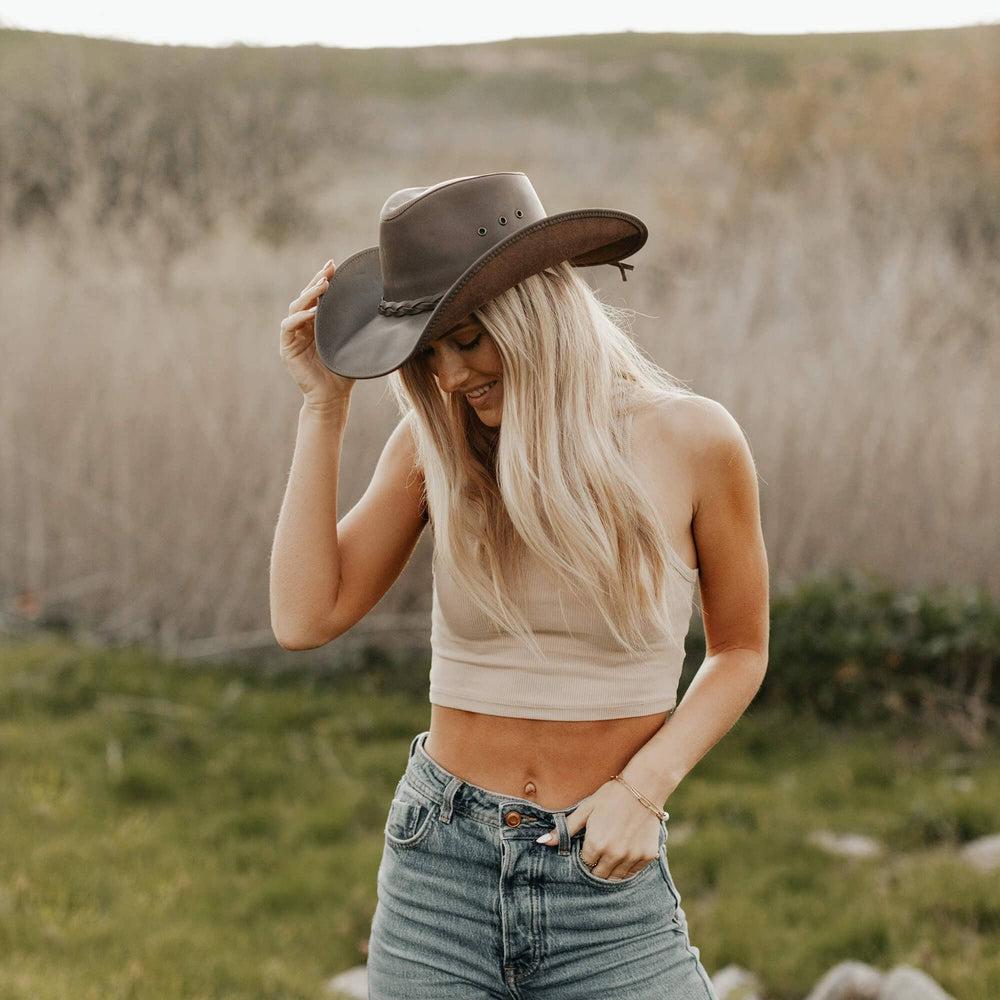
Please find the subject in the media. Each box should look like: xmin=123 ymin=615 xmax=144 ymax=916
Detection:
xmin=271 ymin=173 xmax=769 ymax=999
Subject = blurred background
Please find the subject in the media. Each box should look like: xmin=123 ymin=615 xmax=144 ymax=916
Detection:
xmin=1 ymin=4 xmax=999 ymax=999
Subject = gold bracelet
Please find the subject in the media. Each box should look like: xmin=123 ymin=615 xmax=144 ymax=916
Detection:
xmin=612 ymin=773 xmax=670 ymax=822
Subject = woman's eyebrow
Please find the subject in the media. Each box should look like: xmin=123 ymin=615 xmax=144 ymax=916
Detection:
xmin=437 ymin=325 xmax=479 ymax=344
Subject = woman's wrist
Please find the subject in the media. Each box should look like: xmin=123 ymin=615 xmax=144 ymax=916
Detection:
xmin=611 ymin=773 xmax=670 ymax=821
xmin=300 ymin=396 xmax=351 ymax=422
xmin=618 ymin=758 xmax=680 ymax=810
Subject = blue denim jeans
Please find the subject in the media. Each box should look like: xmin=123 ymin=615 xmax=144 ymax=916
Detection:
xmin=367 ymin=730 xmax=719 ymax=999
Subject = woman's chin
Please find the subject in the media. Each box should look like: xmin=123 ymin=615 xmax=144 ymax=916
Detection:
xmin=473 ymin=409 xmax=501 ymax=427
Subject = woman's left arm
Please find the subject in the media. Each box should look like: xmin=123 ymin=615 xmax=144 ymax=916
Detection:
xmin=622 ymin=396 xmax=771 ymax=804
xmin=535 ymin=398 xmax=769 ymax=876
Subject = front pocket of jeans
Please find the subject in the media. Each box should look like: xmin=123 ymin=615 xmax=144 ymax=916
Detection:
xmin=571 ymin=837 xmax=659 ymax=888
xmin=384 ymin=795 xmax=434 ymax=850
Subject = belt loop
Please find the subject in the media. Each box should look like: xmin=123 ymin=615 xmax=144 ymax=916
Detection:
xmin=553 ymin=812 xmax=571 ymax=856
xmin=439 ymin=776 xmax=461 ymax=823
xmin=408 ymin=731 xmax=424 ymax=759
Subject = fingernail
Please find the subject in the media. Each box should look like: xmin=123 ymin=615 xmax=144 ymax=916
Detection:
xmin=536 ymin=831 xmax=556 ymax=844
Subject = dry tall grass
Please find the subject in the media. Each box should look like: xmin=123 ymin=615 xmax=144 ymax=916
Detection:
xmin=1 ymin=25 xmax=998 ymax=653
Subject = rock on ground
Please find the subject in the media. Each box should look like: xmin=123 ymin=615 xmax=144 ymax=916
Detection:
xmin=325 ymin=965 xmax=367 ymax=999
xmin=804 ymin=960 xmax=883 ymax=999
xmin=806 ymin=830 xmax=884 ymax=858
xmin=803 ymin=960 xmax=956 ymax=1000
xmin=712 ymin=963 xmax=763 ymax=999
xmin=959 ymin=832 xmax=1000 ymax=872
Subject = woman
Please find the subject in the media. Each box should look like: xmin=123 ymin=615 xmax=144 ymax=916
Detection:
xmin=271 ymin=173 xmax=769 ymax=999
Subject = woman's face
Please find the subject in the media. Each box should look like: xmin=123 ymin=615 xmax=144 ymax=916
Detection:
xmin=418 ymin=315 xmax=504 ymax=427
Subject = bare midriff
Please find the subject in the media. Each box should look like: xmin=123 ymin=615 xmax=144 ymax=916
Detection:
xmin=425 ymin=703 xmax=669 ymax=810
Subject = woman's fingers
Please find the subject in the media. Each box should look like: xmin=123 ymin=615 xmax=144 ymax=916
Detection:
xmin=288 ymin=275 xmax=329 ymax=316
xmin=299 ymin=261 xmax=329 ymax=295
xmin=581 ymin=841 xmax=651 ymax=880
xmin=280 ymin=305 xmax=319 ymax=339
xmin=280 ymin=259 xmax=335 ymax=361
xmin=298 ymin=259 xmax=336 ymax=298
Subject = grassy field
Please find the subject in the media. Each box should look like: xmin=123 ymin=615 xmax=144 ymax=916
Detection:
xmin=1 ymin=632 xmax=998 ymax=999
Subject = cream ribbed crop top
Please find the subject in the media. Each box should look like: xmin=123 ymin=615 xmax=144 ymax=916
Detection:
xmin=428 ymin=543 xmax=699 ymax=721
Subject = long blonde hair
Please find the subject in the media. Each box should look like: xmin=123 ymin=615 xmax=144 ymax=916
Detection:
xmin=388 ymin=260 xmax=699 ymax=660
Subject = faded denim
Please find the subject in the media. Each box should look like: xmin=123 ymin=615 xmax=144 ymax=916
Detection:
xmin=367 ymin=730 xmax=719 ymax=999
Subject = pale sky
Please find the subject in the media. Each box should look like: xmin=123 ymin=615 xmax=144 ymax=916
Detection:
xmin=1 ymin=0 xmax=998 ymax=48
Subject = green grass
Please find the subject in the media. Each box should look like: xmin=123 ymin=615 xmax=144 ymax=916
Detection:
xmin=1 ymin=633 xmax=998 ymax=999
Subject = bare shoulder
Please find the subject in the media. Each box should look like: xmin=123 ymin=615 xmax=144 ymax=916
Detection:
xmin=643 ymin=393 xmax=757 ymax=507
xmin=652 ymin=395 xmax=769 ymax=661
xmin=642 ymin=392 xmax=741 ymax=449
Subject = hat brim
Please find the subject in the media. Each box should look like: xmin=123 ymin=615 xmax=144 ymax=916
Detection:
xmin=315 ymin=208 xmax=647 ymax=379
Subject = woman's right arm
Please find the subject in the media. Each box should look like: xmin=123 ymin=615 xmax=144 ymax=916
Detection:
xmin=269 ymin=258 xmax=428 ymax=650
xmin=269 ymin=402 xmax=428 ymax=650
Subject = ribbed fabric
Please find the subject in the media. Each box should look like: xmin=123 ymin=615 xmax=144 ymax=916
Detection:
xmin=429 ymin=544 xmax=699 ymax=721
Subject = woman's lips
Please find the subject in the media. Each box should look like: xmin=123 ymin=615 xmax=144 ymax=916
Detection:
xmin=466 ymin=379 xmax=499 ymax=407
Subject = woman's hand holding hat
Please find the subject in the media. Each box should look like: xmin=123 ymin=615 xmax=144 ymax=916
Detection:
xmin=279 ymin=259 xmax=357 ymax=409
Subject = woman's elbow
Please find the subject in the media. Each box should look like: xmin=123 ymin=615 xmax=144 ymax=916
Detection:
xmin=271 ymin=617 xmax=336 ymax=651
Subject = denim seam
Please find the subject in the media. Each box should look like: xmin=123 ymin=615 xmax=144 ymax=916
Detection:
xmin=660 ymin=864 xmax=718 ymax=1000
xmin=384 ymin=800 xmax=436 ymax=850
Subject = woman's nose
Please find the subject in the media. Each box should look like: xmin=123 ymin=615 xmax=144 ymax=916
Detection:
xmin=433 ymin=357 xmax=471 ymax=393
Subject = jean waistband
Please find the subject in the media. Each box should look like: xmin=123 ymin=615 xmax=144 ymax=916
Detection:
xmin=401 ymin=729 xmax=594 ymax=831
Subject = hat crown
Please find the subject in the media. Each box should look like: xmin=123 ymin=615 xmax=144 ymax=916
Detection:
xmin=377 ymin=172 xmax=546 ymax=303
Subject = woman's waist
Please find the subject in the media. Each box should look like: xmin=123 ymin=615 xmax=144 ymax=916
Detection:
xmin=425 ymin=703 xmax=668 ymax=810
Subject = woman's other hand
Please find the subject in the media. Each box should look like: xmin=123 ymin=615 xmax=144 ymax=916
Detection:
xmin=534 ymin=780 xmax=664 ymax=880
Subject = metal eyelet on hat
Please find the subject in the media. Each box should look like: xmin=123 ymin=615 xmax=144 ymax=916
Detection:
xmin=499 ymin=215 xmax=507 ymax=225
xmin=478 ymin=226 xmax=487 ymax=236
xmin=515 ymin=210 xmax=523 ymax=218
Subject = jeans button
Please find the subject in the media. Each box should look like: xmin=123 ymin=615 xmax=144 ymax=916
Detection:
xmin=505 ymin=810 xmax=522 ymax=827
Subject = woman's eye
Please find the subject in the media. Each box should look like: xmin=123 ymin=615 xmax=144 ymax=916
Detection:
xmin=416 ymin=332 xmax=481 ymax=360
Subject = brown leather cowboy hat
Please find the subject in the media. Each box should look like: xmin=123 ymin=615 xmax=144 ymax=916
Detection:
xmin=314 ymin=171 xmax=647 ymax=379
